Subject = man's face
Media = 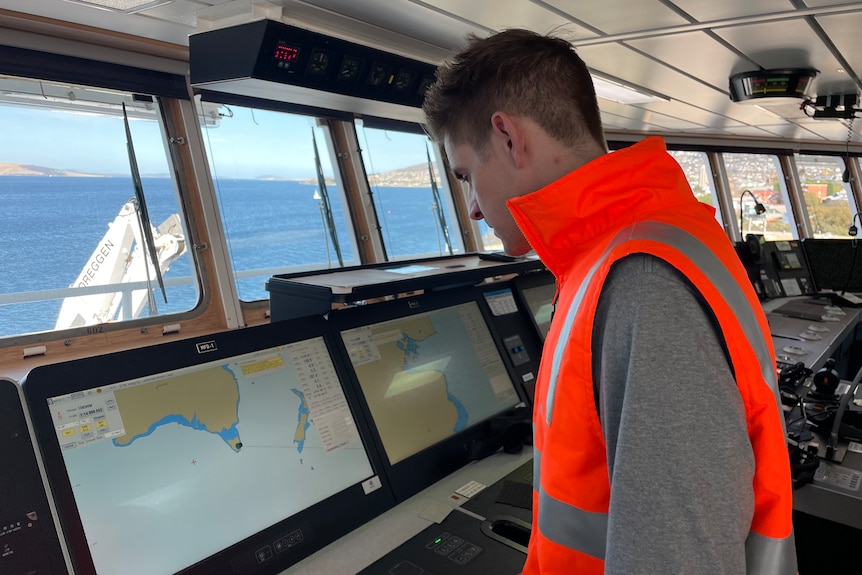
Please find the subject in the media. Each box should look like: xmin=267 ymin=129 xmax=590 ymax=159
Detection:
xmin=444 ymin=136 xmax=532 ymax=256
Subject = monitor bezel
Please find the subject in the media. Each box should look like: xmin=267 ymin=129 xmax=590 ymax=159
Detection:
xmin=21 ymin=316 xmax=395 ymax=575
xmin=510 ymin=270 xmax=556 ymax=343
xmin=1 ymin=377 xmax=71 ymax=575
xmin=328 ymin=286 xmax=529 ymax=502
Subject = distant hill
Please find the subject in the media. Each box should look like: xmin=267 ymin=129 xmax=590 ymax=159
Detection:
xmin=367 ymin=162 xmax=442 ymax=188
xmin=299 ymin=162 xmax=444 ymax=188
xmin=0 ymin=162 xmax=105 ymax=177
xmin=0 ymin=161 xmax=444 ymax=186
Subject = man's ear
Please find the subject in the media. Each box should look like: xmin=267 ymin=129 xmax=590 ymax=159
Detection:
xmin=490 ymin=111 xmax=527 ymax=168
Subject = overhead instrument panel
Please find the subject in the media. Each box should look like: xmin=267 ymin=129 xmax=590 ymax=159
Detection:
xmin=189 ymin=19 xmax=437 ymax=123
xmin=728 ymin=68 xmax=818 ymax=105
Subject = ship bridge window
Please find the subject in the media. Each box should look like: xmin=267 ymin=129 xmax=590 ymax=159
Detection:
xmin=796 ymin=154 xmax=858 ymax=239
xmin=354 ymin=119 xmax=465 ymax=259
xmin=198 ymin=101 xmax=358 ymax=301
xmin=0 ymin=75 xmax=200 ymax=339
xmin=668 ymin=150 xmax=722 ymax=226
xmin=723 ymin=152 xmax=795 ymax=241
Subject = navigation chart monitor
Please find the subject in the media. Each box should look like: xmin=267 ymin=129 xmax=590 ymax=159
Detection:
xmin=22 ymin=316 xmax=393 ymax=575
xmin=802 ymin=239 xmax=862 ymax=293
xmin=330 ymin=288 xmax=524 ymax=501
xmin=511 ymin=270 xmax=556 ymax=342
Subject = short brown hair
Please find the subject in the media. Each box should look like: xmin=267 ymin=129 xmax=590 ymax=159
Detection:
xmin=423 ymin=29 xmax=604 ymax=152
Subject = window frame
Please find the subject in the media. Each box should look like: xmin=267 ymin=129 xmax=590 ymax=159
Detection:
xmin=0 ymin=70 xmax=209 ymax=347
xmin=194 ymin=94 xmax=364 ymax=305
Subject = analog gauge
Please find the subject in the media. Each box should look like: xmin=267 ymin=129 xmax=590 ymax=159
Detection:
xmin=367 ymin=63 xmax=391 ymax=87
xmin=307 ymin=50 xmax=330 ymax=76
xmin=337 ymin=56 xmax=363 ymax=82
xmin=392 ymin=69 xmax=415 ymax=93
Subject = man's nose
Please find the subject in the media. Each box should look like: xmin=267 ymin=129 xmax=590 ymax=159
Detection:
xmin=468 ymin=194 xmax=483 ymax=221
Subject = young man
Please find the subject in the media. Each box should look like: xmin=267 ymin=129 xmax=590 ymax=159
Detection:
xmin=423 ymin=29 xmax=796 ymax=575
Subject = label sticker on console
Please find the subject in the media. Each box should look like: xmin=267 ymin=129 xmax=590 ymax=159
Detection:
xmin=361 ymin=475 xmax=382 ymax=495
xmin=455 ymin=480 xmax=487 ymax=498
xmin=814 ymin=463 xmax=861 ymax=491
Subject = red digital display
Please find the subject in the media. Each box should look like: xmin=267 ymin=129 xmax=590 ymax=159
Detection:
xmin=274 ymin=43 xmax=300 ymax=62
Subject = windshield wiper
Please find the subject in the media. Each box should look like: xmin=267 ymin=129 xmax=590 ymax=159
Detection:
xmin=427 ymin=143 xmax=453 ymax=255
xmin=313 ymin=128 xmax=344 ymax=267
xmin=123 ymin=102 xmax=167 ymax=310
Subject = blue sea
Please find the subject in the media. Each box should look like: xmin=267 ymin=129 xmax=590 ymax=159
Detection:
xmin=0 ymin=176 xmax=460 ymax=337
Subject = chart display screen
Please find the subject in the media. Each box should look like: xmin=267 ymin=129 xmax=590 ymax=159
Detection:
xmin=46 ymin=336 xmax=374 ymax=575
xmin=339 ymin=301 xmax=519 ymax=464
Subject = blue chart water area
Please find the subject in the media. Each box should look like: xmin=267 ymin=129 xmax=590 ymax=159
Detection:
xmin=0 ymin=176 xmax=449 ymax=336
xmin=113 ymin=412 xmax=241 ymax=450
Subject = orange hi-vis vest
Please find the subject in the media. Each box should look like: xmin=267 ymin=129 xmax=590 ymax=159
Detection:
xmin=508 ymin=137 xmax=796 ymax=575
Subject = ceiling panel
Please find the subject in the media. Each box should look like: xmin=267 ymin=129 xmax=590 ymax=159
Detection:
xmin=0 ymin=0 xmax=194 ymax=45
xmin=625 ymin=30 xmax=743 ymax=93
xmin=143 ymin=0 xmax=209 ymax=26
xmin=193 ymin=1 xmax=260 ymax=29
xmin=576 ymin=43 xmax=773 ymax=130
xmin=801 ymin=0 xmax=862 ymax=7
xmin=576 ymin=42 xmax=716 ymax=101
xmin=535 ymin=0 xmax=688 ymax=35
xmin=598 ymin=100 xmax=706 ymax=131
xmin=796 ymin=118 xmax=861 ymax=141
xmin=754 ymin=123 xmax=823 ymax=140
xmin=642 ymin=100 xmax=770 ymax=132
xmin=712 ymin=19 xmax=836 ymax=76
xmin=408 ymin=0 xmax=599 ymax=39
xmin=757 ymin=100 xmax=812 ymax=123
xmin=716 ymin=103 xmax=799 ymax=128
xmin=299 ymin=0 xmax=483 ymax=50
xmin=668 ymin=127 xmax=734 ymax=134
xmin=600 ymin=111 xmax=668 ymax=132
xmin=669 ymin=0 xmax=796 ymax=23
xmin=813 ymin=13 xmax=862 ymax=93
xmin=727 ymin=125 xmax=794 ymax=138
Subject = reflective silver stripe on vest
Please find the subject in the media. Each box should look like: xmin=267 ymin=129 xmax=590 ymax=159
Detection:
xmin=545 ymin=256 xmax=606 ymax=425
xmin=532 ymin=447 xmax=608 ymax=561
xmin=545 ymin=221 xmax=782 ymax=426
xmin=746 ymin=531 xmax=796 ymax=575
xmin=533 ymin=471 xmax=796 ymax=570
xmin=533 ymin=439 xmax=541 ymax=487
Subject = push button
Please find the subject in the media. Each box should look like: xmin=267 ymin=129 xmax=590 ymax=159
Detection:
xmin=255 ymin=545 xmax=273 ymax=564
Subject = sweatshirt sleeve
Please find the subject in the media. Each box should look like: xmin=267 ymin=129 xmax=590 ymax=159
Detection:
xmin=592 ymin=253 xmax=755 ymax=575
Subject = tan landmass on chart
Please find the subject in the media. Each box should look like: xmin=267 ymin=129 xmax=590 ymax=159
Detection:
xmin=113 ymin=367 xmax=241 ymax=451
xmin=353 ymin=317 xmax=457 ymax=463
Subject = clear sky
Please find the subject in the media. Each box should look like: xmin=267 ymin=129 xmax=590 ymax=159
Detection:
xmin=0 ymin=101 xmax=432 ymax=180
xmin=0 ymin=106 xmax=168 ymax=175
xmin=202 ymin=105 xmax=432 ymax=179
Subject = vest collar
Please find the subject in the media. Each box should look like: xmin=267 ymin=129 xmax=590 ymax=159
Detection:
xmin=507 ymin=137 xmax=708 ymax=278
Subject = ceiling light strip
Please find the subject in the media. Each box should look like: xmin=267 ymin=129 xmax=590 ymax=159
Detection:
xmin=60 ymin=0 xmax=172 ymax=14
